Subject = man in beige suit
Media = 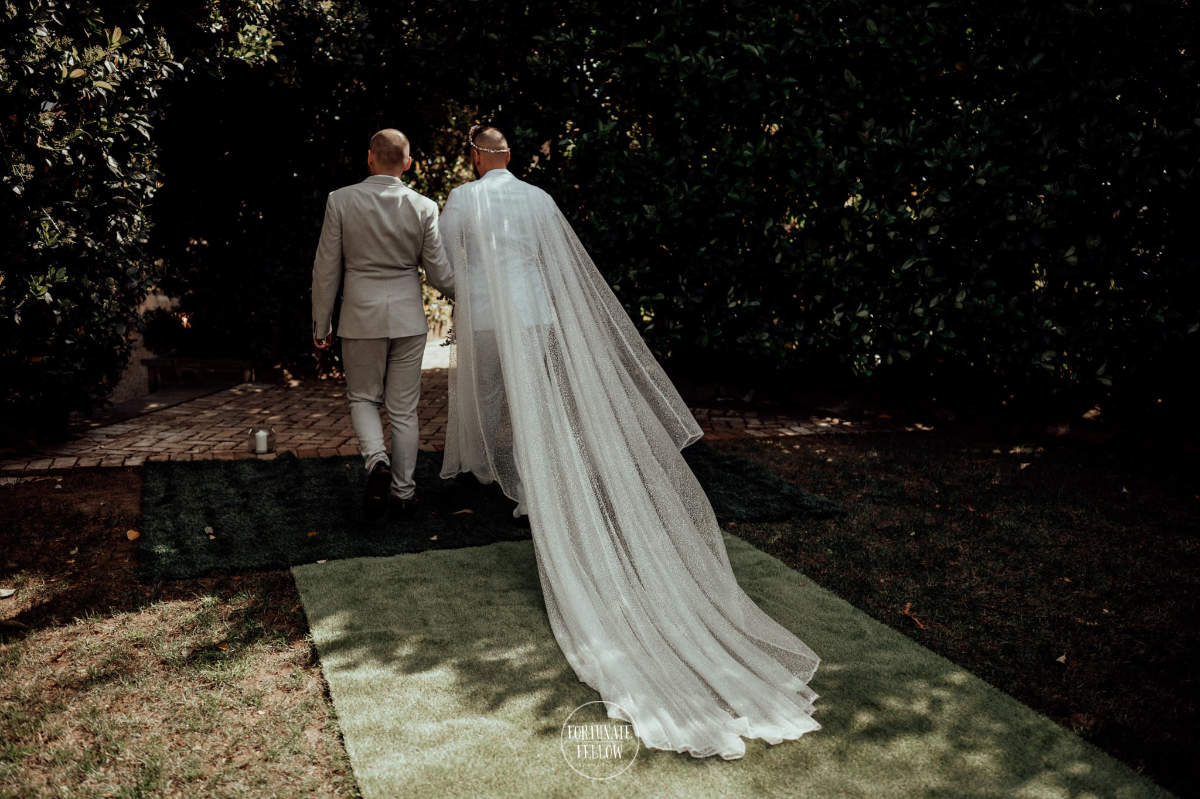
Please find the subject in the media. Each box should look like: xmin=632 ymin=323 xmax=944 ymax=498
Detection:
xmin=312 ymin=129 xmax=455 ymax=520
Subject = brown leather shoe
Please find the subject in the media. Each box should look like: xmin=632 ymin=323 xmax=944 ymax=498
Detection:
xmin=364 ymin=461 xmax=391 ymax=521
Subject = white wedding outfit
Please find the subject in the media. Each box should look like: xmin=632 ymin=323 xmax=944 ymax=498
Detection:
xmin=439 ymin=168 xmax=820 ymax=759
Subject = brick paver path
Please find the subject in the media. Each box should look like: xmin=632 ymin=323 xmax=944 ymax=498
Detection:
xmin=0 ymin=369 xmax=866 ymax=475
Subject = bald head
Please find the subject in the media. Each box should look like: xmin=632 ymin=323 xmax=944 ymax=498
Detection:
xmin=469 ymin=125 xmax=511 ymax=176
xmin=368 ymin=128 xmax=411 ymax=175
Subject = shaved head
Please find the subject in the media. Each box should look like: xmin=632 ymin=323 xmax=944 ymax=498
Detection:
xmin=468 ymin=125 xmax=511 ymax=176
xmin=369 ymin=128 xmax=410 ymax=169
xmin=471 ymin=126 xmax=508 ymax=153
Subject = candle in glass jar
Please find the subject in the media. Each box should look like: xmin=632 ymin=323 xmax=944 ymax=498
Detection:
xmin=254 ymin=429 xmax=269 ymax=453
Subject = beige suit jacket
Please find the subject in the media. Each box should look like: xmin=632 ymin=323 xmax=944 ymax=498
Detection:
xmin=312 ymin=174 xmax=455 ymax=340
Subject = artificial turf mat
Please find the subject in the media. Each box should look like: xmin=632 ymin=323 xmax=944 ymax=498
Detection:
xmin=137 ymin=444 xmax=843 ymax=582
xmin=292 ymin=537 xmax=1174 ymax=799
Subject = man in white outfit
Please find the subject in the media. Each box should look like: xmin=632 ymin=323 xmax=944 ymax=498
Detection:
xmin=312 ymin=128 xmax=455 ymax=520
xmin=438 ymin=126 xmax=822 ymax=757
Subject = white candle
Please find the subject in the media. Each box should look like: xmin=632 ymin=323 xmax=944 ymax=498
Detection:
xmin=254 ymin=429 xmax=269 ymax=453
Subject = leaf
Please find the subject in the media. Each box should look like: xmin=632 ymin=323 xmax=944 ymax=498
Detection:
xmin=452 ymin=508 xmax=474 ymax=515
xmin=1055 ymin=653 xmax=1067 ymax=664
xmin=217 ymin=642 xmax=228 ymax=652
xmin=93 ymin=80 xmax=114 ymax=91
xmin=901 ymin=602 xmax=926 ymax=630
xmin=126 ymin=529 xmax=140 ymax=541
xmin=69 ymin=68 xmax=87 ymax=79
xmin=0 ymin=588 xmax=16 ymax=599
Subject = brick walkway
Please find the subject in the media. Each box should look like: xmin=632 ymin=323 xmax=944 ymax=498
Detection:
xmin=0 ymin=369 xmax=865 ymax=475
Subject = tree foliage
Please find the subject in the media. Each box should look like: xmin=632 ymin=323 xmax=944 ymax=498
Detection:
xmin=0 ymin=0 xmax=277 ymax=438
xmin=3 ymin=0 xmax=1197 ymax=437
xmin=0 ymin=2 xmax=177 ymax=436
xmin=470 ymin=0 xmax=1199 ymax=416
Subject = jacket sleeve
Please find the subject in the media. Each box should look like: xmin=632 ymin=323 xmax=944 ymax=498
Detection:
xmin=311 ymin=192 xmax=343 ymax=339
xmin=420 ymin=196 xmax=456 ymax=300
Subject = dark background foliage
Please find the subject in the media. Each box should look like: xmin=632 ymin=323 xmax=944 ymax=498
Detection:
xmin=1 ymin=2 xmax=177 ymax=438
xmin=3 ymin=0 xmax=1197 ymax=439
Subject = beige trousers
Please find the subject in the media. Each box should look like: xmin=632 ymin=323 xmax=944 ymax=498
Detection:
xmin=341 ymin=334 xmax=426 ymax=499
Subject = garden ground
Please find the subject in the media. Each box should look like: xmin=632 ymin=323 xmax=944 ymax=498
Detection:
xmin=1 ymin=369 xmax=1196 ymax=798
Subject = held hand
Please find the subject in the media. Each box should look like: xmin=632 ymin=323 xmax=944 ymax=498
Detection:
xmin=314 ymin=333 xmax=333 ymax=350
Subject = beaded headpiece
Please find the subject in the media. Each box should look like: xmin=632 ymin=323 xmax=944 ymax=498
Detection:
xmin=468 ymin=140 xmax=510 ymax=153
xmin=468 ymin=124 xmax=510 ymax=154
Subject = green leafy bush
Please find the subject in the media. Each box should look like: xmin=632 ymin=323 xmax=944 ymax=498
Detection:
xmin=5 ymin=0 xmax=1196 ymax=436
xmin=157 ymin=0 xmax=1195 ymax=420
xmin=0 ymin=0 xmax=281 ymax=439
xmin=0 ymin=3 xmax=178 ymax=438
xmin=478 ymin=0 xmax=1199 ymax=418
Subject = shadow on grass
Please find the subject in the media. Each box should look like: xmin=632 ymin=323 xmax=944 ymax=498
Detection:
xmin=0 ymin=468 xmax=359 ymax=798
xmin=719 ymin=431 xmax=1199 ymax=799
xmin=293 ymin=534 xmax=1171 ymax=798
xmin=0 ymin=468 xmax=311 ymax=651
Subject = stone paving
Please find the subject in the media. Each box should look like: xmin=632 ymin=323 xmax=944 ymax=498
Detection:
xmin=0 ymin=368 xmax=867 ymax=475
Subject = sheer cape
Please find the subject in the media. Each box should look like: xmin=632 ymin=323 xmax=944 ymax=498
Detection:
xmin=439 ymin=168 xmax=820 ymax=759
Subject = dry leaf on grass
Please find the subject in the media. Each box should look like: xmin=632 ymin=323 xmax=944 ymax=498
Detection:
xmin=902 ymin=602 xmax=927 ymax=630
xmin=0 ymin=588 xmax=16 ymax=599
xmin=126 ymin=529 xmax=140 ymax=541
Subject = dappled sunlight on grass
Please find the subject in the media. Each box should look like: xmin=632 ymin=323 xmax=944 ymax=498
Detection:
xmin=294 ymin=535 xmax=1172 ymax=798
xmin=0 ymin=470 xmax=357 ymax=798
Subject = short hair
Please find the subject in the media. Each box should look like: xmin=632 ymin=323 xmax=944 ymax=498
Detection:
xmin=370 ymin=129 xmax=410 ymax=167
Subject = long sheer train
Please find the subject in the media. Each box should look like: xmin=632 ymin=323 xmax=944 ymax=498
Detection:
xmin=439 ymin=168 xmax=820 ymax=759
